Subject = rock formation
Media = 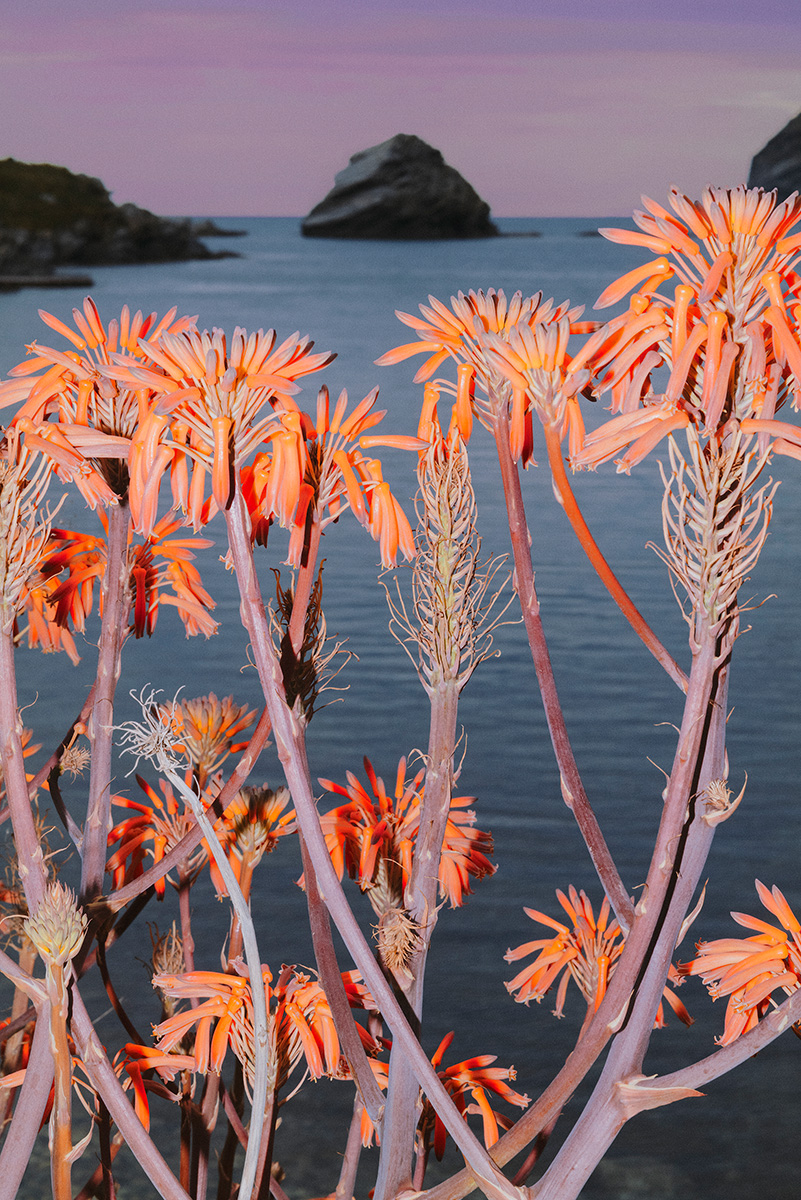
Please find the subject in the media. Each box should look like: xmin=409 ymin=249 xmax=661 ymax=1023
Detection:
xmin=748 ymin=113 xmax=801 ymax=196
xmin=0 ymin=158 xmax=241 ymax=277
xmin=301 ymin=134 xmax=498 ymax=240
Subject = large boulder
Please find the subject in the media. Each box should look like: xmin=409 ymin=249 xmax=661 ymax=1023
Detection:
xmin=0 ymin=158 xmax=241 ymax=273
xmin=748 ymin=113 xmax=801 ymax=196
xmin=301 ymin=134 xmax=498 ymax=240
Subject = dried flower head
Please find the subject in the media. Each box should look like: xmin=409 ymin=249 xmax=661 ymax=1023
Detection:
xmin=24 ymin=881 xmax=87 ymax=967
xmin=116 ymin=686 xmax=183 ymax=773
xmin=375 ymin=905 xmax=422 ymax=981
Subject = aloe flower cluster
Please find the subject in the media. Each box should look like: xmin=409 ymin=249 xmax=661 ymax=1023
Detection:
xmin=0 ymin=185 xmax=798 ymax=1200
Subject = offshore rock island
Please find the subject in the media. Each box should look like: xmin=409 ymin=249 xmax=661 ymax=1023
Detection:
xmin=0 ymin=158 xmax=242 ymax=289
xmin=748 ymin=111 xmax=801 ymax=195
xmin=301 ymin=134 xmax=499 ymax=240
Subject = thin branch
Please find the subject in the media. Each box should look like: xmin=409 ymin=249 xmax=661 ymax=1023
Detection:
xmin=492 ymin=414 xmax=633 ymax=931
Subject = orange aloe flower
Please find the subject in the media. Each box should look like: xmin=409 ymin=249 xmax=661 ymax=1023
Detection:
xmin=317 ymin=756 xmax=495 ymax=913
xmin=150 ymin=963 xmax=378 ymax=1099
xmin=377 ymin=289 xmax=589 ymax=462
xmin=240 ymin=385 xmax=421 ymax=569
xmin=0 ymin=298 xmax=196 ymax=507
xmin=162 ymin=692 xmax=257 ymax=789
xmin=30 ymin=512 xmax=217 ymax=641
xmin=681 ymin=880 xmax=801 ymax=1045
xmin=106 ymin=772 xmax=222 ymax=896
xmin=572 ymin=186 xmax=801 ymax=472
xmin=505 ymin=887 xmax=691 ymax=1027
xmin=108 ymin=324 xmax=335 ymax=532
xmin=359 ymin=1032 xmax=529 ymax=1157
xmin=207 ymin=784 xmax=296 ymax=898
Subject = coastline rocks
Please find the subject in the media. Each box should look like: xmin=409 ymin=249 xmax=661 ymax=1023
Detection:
xmin=0 ymin=158 xmax=242 ymax=276
xmin=748 ymin=113 xmax=801 ymax=195
xmin=301 ymin=134 xmax=498 ymax=240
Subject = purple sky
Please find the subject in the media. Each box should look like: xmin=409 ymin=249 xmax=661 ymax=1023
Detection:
xmin=4 ymin=0 xmax=801 ymax=217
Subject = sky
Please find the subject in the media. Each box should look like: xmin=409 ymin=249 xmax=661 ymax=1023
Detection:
xmin=3 ymin=0 xmax=801 ymax=218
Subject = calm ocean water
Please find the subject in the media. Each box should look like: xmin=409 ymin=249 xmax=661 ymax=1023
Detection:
xmin=1 ymin=218 xmax=800 ymax=1198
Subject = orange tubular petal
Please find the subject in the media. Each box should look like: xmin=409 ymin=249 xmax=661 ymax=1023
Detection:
xmin=375 ymin=340 xmax=445 ymax=366
xmin=471 ymin=1087 xmax=500 ymax=1148
xmin=594 ymin=258 xmax=672 ymax=310
xmin=700 ymin=311 xmax=728 ymax=414
xmin=509 ymin=388 xmax=527 ymax=462
xmin=456 ymin=363 xmax=475 ymax=439
xmin=412 ymin=347 xmax=452 ymax=384
xmin=598 ymin=228 xmax=672 ymax=253
xmin=37 ymin=309 xmax=86 ymax=349
xmin=211 ymin=416 xmax=233 ymax=510
xmin=765 ymin=306 xmax=801 ymax=384
xmin=615 ymin=412 xmax=690 ymax=473
xmin=339 ymin=389 xmax=379 ymax=439
xmin=418 ymin=382 xmax=441 ymax=442
xmin=333 ymin=450 xmax=368 ymax=525
xmin=359 ymin=434 xmax=428 ymax=452
xmin=672 ymin=285 xmax=695 ymax=357
xmin=665 ymin=321 xmax=708 ymax=402
xmin=697 ymin=251 xmax=734 ymax=305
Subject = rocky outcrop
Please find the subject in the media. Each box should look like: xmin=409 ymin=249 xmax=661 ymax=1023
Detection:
xmin=748 ymin=113 xmax=801 ymax=195
xmin=301 ymin=135 xmax=498 ymax=240
xmin=0 ymin=158 xmax=242 ymax=276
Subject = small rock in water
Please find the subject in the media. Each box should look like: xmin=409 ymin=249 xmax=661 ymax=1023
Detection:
xmin=301 ymin=134 xmax=498 ymax=240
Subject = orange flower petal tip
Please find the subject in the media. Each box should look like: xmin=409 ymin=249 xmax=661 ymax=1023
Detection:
xmin=594 ymin=258 xmax=673 ymax=310
xmin=358 ymin=434 xmax=428 ymax=451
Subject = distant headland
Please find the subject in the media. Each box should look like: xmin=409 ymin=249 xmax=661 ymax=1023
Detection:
xmin=0 ymin=158 xmax=245 ymax=291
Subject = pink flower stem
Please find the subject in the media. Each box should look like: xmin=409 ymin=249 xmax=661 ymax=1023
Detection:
xmin=420 ymin=627 xmax=723 ymax=1200
xmin=81 ymin=500 xmax=131 ymax=901
xmin=0 ymin=1001 xmax=53 ymax=1196
xmin=335 ymin=1095 xmax=366 ymax=1200
xmin=297 ymin=832 xmax=385 ymax=1120
xmin=491 ymin=414 xmax=633 ymax=931
xmin=71 ymin=988 xmax=191 ymax=1200
xmin=178 ymin=877 xmax=196 ymax=974
xmin=224 ymin=490 xmax=521 ymax=1200
xmin=530 ymin=629 xmax=725 ymax=1200
xmin=542 ymin=422 xmax=687 ymax=692
xmin=0 ymin=628 xmax=47 ymax=910
xmin=375 ymin=677 xmax=461 ymax=1200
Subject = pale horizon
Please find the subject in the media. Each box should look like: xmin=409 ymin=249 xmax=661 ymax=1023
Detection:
xmin=4 ymin=0 xmax=801 ymax=220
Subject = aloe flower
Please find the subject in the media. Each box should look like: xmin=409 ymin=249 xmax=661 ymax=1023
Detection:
xmin=572 ymin=186 xmax=801 ymax=472
xmin=682 ymin=880 xmax=801 ymax=1045
xmin=0 ymin=298 xmax=195 ymax=504
xmin=505 ymin=887 xmax=691 ymax=1028
xmin=110 ymin=323 xmax=334 ymax=530
xmin=377 ymin=288 xmax=589 ymax=462
xmin=150 ymin=963 xmax=378 ymax=1097
xmin=317 ymin=755 xmax=495 ymax=915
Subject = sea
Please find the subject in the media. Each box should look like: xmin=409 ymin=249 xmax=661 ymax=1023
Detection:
xmin=1 ymin=218 xmax=799 ymax=1199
